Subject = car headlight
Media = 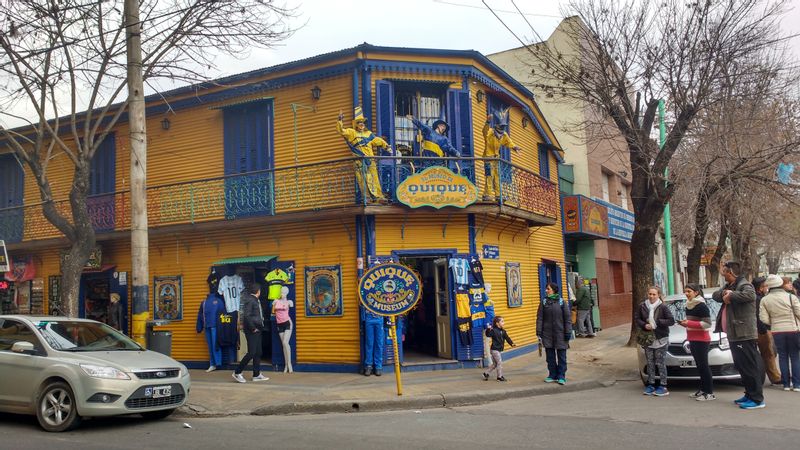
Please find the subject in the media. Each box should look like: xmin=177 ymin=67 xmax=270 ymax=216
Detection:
xmin=719 ymin=337 xmax=730 ymax=350
xmin=80 ymin=364 xmax=131 ymax=380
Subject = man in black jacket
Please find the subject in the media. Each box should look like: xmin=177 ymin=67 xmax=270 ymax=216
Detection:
xmin=713 ymin=261 xmax=763 ymax=409
xmin=233 ymin=285 xmax=269 ymax=383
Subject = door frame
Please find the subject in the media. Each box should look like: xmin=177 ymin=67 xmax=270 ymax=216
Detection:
xmin=391 ymin=249 xmax=457 ymax=360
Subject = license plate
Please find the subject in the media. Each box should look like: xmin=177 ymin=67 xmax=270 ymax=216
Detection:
xmin=679 ymin=360 xmax=696 ymax=368
xmin=145 ymin=385 xmax=172 ymax=398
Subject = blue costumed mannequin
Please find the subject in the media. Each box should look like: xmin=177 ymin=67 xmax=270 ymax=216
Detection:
xmin=361 ymin=307 xmax=385 ymax=376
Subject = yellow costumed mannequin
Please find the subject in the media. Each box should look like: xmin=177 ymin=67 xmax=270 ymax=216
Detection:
xmin=336 ymin=106 xmax=390 ymax=202
xmin=482 ymin=109 xmax=521 ymax=200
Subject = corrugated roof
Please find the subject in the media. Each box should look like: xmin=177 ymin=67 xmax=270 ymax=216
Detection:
xmin=212 ymin=255 xmax=276 ymax=265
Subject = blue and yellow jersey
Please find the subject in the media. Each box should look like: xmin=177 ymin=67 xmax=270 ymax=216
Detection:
xmin=482 ymin=122 xmax=517 ymax=158
xmin=336 ymin=121 xmax=388 ymax=158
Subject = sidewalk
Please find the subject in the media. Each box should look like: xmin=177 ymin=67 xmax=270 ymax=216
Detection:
xmin=177 ymin=324 xmax=638 ymax=417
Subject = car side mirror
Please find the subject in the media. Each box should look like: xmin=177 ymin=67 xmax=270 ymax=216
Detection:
xmin=11 ymin=341 xmax=37 ymax=355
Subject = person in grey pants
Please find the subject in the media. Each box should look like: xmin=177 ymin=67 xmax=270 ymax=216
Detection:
xmin=573 ymin=277 xmax=595 ymax=337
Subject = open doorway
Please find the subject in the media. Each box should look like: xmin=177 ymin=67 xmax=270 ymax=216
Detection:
xmin=398 ymin=255 xmax=453 ymax=364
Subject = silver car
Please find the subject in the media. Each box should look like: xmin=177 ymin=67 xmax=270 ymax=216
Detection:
xmin=637 ymin=291 xmax=740 ymax=384
xmin=0 ymin=315 xmax=190 ymax=432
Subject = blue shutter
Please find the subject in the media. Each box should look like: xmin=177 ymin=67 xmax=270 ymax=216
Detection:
xmin=88 ymin=135 xmax=116 ymax=232
xmin=538 ymin=264 xmax=547 ymax=301
xmin=446 ymin=89 xmax=460 ymax=150
xmin=554 ymin=264 xmax=563 ymax=300
xmin=458 ymin=91 xmax=473 ymax=157
xmin=223 ymin=100 xmax=274 ymax=218
xmin=0 ymin=154 xmax=24 ymax=243
xmin=375 ymin=80 xmax=394 ymax=147
xmin=375 ymin=80 xmax=395 ymax=197
xmin=538 ymin=143 xmax=551 ymax=179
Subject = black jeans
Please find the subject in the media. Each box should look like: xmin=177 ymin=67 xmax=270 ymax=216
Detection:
xmin=730 ymin=339 xmax=764 ymax=403
xmin=235 ymin=331 xmax=262 ymax=377
xmin=689 ymin=341 xmax=713 ymax=394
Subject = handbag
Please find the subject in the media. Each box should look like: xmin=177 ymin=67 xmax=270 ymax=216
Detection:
xmin=636 ymin=329 xmax=656 ymax=347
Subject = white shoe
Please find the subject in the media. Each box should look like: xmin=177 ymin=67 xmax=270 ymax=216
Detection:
xmin=206 ymin=366 xmax=216 ymax=373
xmin=793 ymin=387 xmax=800 ymax=392
xmin=232 ymin=372 xmax=246 ymax=383
xmin=252 ymin=374 xmax=269 ymax=382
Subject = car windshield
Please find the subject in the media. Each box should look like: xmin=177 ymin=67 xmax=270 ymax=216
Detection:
xmin=33 ymin=320 xmax=143 ymax=351
xmin=665 ymin=296 xmax=721 ymax=322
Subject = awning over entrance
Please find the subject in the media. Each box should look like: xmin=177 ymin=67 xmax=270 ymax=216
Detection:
xmin=212 ymin=255 xmax=276 ymax=266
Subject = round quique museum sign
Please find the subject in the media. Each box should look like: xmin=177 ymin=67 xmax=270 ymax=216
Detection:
xmin=358 ymin=263 xmax=421 ymax=316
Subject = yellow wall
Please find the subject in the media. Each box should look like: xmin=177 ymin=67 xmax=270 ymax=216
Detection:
xmin=27 ymin=218 xmax=360 ymax=364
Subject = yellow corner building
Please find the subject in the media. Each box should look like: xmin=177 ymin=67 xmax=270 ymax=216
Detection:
xmin=0 ymin=44 xmax=567 ymax=371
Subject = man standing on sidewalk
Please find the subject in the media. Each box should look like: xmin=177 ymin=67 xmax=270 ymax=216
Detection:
xmin=753 ymin=276 xmax=782 ymax=385
xmin=574 ymin=276 xmax=595 ymax=338
xmin=713 ymin=261 xmax=764 ymax=409
xmin=233 ymin=285 xmax=269 ymax=383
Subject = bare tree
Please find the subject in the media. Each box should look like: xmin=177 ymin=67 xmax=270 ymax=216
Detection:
xmin=0 ymin=0 xmax=296 ymax=316
xmin=502 ymin=0 xmax=793 ymax=343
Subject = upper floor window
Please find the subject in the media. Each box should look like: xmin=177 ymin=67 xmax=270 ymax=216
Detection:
xmin=538 ymin=144 xmax=551 ymax=180
xmin=0 ymin=153 xmax=25 ymax=243
xmin=619 ymin=183 xmax=629 ymax=209
xmin=601 ymin=172 xmax=610 ymax=202
xmin=392 ymin=83 xmax=446 ymax=155
xmin=89 ymin=135 xmax=116 ymax=196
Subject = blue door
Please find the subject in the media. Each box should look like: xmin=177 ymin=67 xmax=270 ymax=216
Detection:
xmin=88 ymin=136 xmax=116 ymax=233
xmin=223 ymin=100 xmax=274 ymax=218
xmin=0 ymin=154 xmax=24 ymax=243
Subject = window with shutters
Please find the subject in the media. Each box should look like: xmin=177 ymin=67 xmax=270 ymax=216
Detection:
xmin=0 ymin=153 xmax=24 ymax=243
xmin=222 ymin=100 xmax=274 ymax=218
xmin=391 ymin=82 xmax=447 ymax=156
xmin=87 ymin=135 xmax=116 ymax=232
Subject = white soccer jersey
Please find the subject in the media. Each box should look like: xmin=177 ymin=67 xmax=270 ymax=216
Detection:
xmin=449 ymin=258 xmax=470 ymax=286
xmin=218 ymin=275 xmax=244 ymax=313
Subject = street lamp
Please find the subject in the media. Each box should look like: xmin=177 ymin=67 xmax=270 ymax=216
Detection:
xmin=311 ymin=86 xmax=322 ymax=101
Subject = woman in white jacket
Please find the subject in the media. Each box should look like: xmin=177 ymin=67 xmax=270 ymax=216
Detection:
xmin=759 ymin=274 xmax=800 ymax=391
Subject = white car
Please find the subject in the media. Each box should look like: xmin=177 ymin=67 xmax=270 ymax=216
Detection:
xmin=0 ymin=315 xmax=191 ymax=432
xmin=637 ymin=290 xmax=740 ymax=384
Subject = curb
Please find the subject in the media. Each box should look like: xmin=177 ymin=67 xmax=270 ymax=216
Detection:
xmin=176 ymin=378 xmax=614 ymax=418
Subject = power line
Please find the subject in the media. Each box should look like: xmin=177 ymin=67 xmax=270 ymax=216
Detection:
xmin=434 ymin=0 xmax=563 ymax=19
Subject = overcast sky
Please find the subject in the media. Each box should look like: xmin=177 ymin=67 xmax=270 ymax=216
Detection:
xmin=2 ymin=0 xmax=799 ymax=128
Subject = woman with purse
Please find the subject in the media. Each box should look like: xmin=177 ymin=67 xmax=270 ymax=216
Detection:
xmin=635 ymin=286 xmax=675 ymax=396
xmin=677 ymin=283 xmax=715 ymax=401
xmin=759 ymin=274 xmax=800 ymax=391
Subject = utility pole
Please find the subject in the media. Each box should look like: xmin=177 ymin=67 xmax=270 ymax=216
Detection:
xmin=660 ymin=100 xmax=675 ymax=295
xmin=125 ymin=0 xmax=149 ymax=345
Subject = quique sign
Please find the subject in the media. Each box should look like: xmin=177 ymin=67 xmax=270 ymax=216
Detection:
xmin=395 ymin=166 xmax=478 ymax=209
xmin=358 ymin=263 xmax=421 ymax=316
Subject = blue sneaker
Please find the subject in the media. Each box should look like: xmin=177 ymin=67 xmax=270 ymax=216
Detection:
xmin=643 ymin=385 xmax=656 ymax=396
xmin=733 ymin=395 xmax=749 ymax=405
xmin=557 ymin=378 xmax=566 ymax=385
xmin=653 ymin=386 xmax=670 ymax=397
xmin=544 ymin=377 xmax=556 ymax=383
xmin=738 ymin=399 xmax=765 ymax=410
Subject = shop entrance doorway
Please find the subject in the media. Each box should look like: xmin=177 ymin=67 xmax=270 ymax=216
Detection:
xmin=398 ymin=255 xmax=453 ymax=363
xmin=78 ymin=267 xmax=128 ymax=335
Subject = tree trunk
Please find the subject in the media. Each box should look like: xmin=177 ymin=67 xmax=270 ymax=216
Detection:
xmin=766 ymin=250 xmax=782 ymax=274
xmin=708 ymin=220 xmax=729 ymax=287
xmin=686 ymin=188 xmax=713 ymax=285
xmin=628 ymin=223 xmax=657 ymax=346
xmin=59 ymin=163 xmax=96 ymax=317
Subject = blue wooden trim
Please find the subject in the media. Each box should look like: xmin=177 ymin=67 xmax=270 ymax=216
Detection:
xmin=390 ymin=249 xmax=458 ymax=258
xmin=352 ymin=66 xmax=360 ymax=111
xmin=365 ymin=215 xmax=376 ymax=256
xmin=468 ymin=214 xmax=477 ymax=255
xmin=400 ymin=360 xmax=481 ymax=372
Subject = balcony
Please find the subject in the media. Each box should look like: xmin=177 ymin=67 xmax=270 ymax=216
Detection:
xmin=0 ymin=157 xmax=559 ymax=245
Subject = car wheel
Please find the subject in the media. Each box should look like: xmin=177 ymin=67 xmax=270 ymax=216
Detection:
xmin=36 ymin=381 xmax=82 ymax=432
xmin=141 ymin=408 xmax=176 ymax=420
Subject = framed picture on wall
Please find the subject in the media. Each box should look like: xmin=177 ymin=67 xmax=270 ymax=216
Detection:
xmin=304 ymin=265 xmax=343 ymax=317
xmin=506 ymin=262 xmax=522 ymax=308
xmin=153 ymin=275 xmax=182 ymax=321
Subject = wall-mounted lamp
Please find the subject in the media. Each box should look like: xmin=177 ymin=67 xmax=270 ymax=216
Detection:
xmin=476 ymin=90 xmax=485 ymax=103
xmin=522 ymin=117 xmax=529 ymax=129
xmin=311 ymin=85 xmax=322 ymax=101
xmin=161 ymin=117 xmax=171 ymax=130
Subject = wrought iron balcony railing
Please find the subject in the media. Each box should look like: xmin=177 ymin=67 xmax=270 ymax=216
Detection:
xmin=0 ymin=157 xmax=558 ymax=244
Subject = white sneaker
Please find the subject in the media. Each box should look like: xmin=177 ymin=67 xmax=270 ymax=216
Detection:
xmin=252 ymin=374 xmax=269 ymax=382
xmin=793 ymin=387 xmax=800 ymax=392
xmin=232 ymin=372 xmax=246 ymax=383
xmin=689 ymin=390 xmax=703 ymax=399
xmin=206 ymin=366 xmax=216 ymax=373
xmin=696 ymin=393 xmax=716 ymax=401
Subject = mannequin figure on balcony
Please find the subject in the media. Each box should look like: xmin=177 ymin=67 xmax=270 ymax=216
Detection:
xmin=337 ymin=107 xmax=390 ymax=203
xmin=482 ymin=109 xmax=521 ymax=201
xmin=406 ymin=115 xmax=461 ymax=160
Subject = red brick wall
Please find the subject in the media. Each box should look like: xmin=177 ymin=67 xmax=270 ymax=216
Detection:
xmin=596 ymin=239 xmax=633 ymax=328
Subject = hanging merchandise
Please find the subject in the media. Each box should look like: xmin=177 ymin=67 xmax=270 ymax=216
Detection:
xmin=449 ymin=257 xmax=469 ymax=287
xmin=4 ymin=255 xmax=35 ymax=282
xmin=218 ymin=272 xmax=244 ymax=313
xmin=265 ymin=267 xmax=290 ymax=300
xmin=455 ymin=286 xmax=473 ymax=345
xmin=469 ymin=256 xmax=485 ymax=288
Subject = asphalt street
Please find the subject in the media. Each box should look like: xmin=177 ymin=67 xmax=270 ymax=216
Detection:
xmin=1 ymin=381 xmax=798 ymax=449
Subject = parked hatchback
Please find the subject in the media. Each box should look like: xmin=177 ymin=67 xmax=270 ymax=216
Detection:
xmin=637 ymin=290 xmax=740 ymax=384
xmin=0 ymin=315 xmax=190 ymax=432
